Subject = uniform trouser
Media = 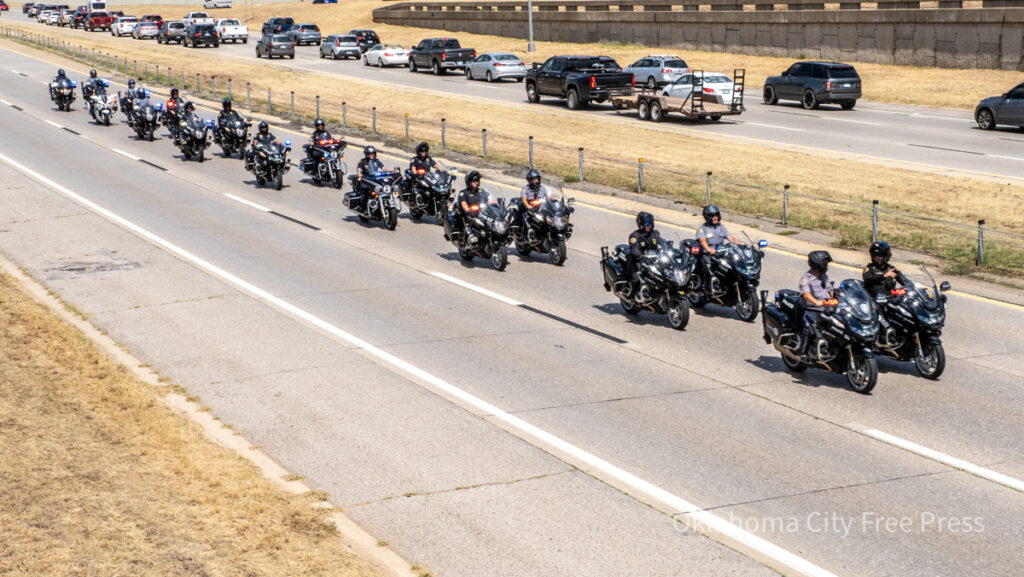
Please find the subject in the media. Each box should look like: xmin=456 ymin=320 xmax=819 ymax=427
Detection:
xmin=799 ymin=309 xmax=822 ymax=354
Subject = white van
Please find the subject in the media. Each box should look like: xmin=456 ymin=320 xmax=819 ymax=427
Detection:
xmin=88 ymin=1 xmax=106 ymax=12
xmin=203 ymin=0 xmax=232 ymax=8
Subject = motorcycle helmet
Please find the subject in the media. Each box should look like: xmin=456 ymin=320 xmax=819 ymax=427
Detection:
xmin=808 ymin=250 xmax=832 ymax=274
xmin=702 ymin=205 xmax=721 ymax=226
xmin=222 ymin=98 xmax=232 ymax=112
xmin=170 ymin=88 xmax=179 ymax=99
xmin=869 ymin=241 xmax=892 ymax=265
xmin=89 ymin=69 xmax=97 ymax=78
xmin=314 ymin=118 xmax=325 ymax=131
xmin=415 ymin=141 xmax=429 ymax=157
xmin=127 ymin=79 xmax=135 ymax=89
xmin=364 ymin=145 xmax=376 ymax=159
xmin=526 ymin=169 xmax=541 ymax=189
xmin=465 ymin=170 xmax=482 ymax=189
xmin=184 ymin=102 xmax=195 ymax=113
xmin=258 ymin=121 xmax=269 ymax=135
xmin=636 ymin=211 xmax=654 ymax=233
xmin=57 ymin=69 xmax=66 ymax=78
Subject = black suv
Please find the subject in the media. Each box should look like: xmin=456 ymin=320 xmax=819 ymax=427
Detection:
xmin=184 ymin=23 xmax=220 ymax=48
xmin=763 ymin=61 xmax=861 ymax=110
xmin=261 ymin=17 xmax=294 ymax=36
xmin=349 ymin=29 xmax=379 ymax=52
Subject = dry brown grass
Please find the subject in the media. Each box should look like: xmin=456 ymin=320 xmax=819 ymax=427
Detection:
xmin=0 ymin=270 xmax=382 ymax=577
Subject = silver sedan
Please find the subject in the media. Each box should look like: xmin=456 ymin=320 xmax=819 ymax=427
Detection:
xmin=464 ymin=52 xmax=526 ymax=82
xmin=132 ymin=22 xmax=159 ymax=39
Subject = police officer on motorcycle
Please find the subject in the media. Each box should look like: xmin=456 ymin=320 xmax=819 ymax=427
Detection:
xmin=50 ymin=69 xmax=72 ymax=98
xmin=695 ymin=205 xmax=740 ymax=287
xmin=517 ymin=169 xmax=550 ymax=231
xmin=246 ymin=121 xmax=280 ymax=168
xmin=218 ymin=98 xmax=240 ymax=124
xmin=165 ymin=88 xmax=184 ymax=142
xmin=628 ymin=212 xmax=662 ymax=288
xmin=862 ymin=241 xmax=908 ymax=299
xmin=798 ymin=250 xmax=836 ymax=359
xmin=457 ymin=170 xmax=496 ymax=238
xmin=409 ymin=141 xmax=437 ymax=173
xmin=303 ymin=118 xmax=335 ymax=166
xmin=82 ymin=69 xmax=99 ymax=99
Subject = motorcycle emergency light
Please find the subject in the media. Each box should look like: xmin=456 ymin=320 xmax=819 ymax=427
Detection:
xmin=416 ymin=169 xmax=426 ymax=174
xmin=823 ymin=298 xmax=839 ymax=307
xmin=689 ymin=245 xmax=701 ymax=255
xmin=284 ymin=139 xmax=292 ymax=146
xmin=758 ymin=240 xmax=768 ymax=248
xmin=891 ymin=288 xmax=907 ymax=296
xmin=468 ymin=205 xmax=480 ymax=212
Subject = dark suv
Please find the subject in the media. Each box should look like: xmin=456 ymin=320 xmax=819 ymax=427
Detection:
xmin=349 ymin=29 xmax=379 ymax=52
xmin=184 ymin=23 xmax=220 ymax=48
xmin=763 ymin=61 xmax=861 ymax=110
xmin=261 ymin=17 xmax=294 ymax=36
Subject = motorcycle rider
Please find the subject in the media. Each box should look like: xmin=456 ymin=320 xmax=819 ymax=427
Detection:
xmin=517 ymin=169 xmax=550 ymax=233
xmin=50 ymin=68 xmax=70 ymax=93
xmin=217 ymin=98 xmax=241 ymax=124
xmin=798 ymin=250 xmax=836 ymax=359
xmin=303 ymin=118 xmax=336 ymax=168
xmin=628 ymin=212 xmax=662 ymax=291
xmin=457 ymin=170 xmax=497 ymax=241
xmin=246 ymin=121 xmax=281 ymax=169
xmin=352 ymin=146 xmax=386 ymax=198
xmin=82 ymin=68 xmax=100 ymax=99
xmin=165 ymin=88 xmax=184 ymax=142
xmin=862 ymin=241 xmax=909 ymax=299
xmin=695 ymin=205 xmax=740 ymax=289
xmin=409 ymin=141 xmax=437 ymax=173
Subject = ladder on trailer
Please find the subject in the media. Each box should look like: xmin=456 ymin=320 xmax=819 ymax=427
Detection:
xmin=731 ymin=68 xmax=746 ymax=112
xmin=690 ymin=70 xmax=704 ymax=113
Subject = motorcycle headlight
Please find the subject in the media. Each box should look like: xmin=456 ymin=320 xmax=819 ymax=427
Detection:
xmin=495 ymin=221 xmax=508 ymax=234
xmin=383 ymin=185 xmax=392 ymax=194
xmin=552 ymin=217 xmax=564 ymax=229
xmin=330 ymin=151 xmax=338 ymax=159
xmin=915 ymin=309 xmax=945 ymax=326
xmin=672 ymin=269 xmax=686 ymax=285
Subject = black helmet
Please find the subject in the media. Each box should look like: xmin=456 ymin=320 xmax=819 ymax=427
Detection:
xmin=128 ymin=79 xmax=135 ymax=88
xmin=170 ymin=88 xmax=179 ymax=98
xmin=222 ymin=98 xmax=232 ymax=111
xmin=415 ymin=141 xmax=429 ymax=157
xmin=465 ymin=170 xmax=482 ymax=188
xmin=526 ymin=169 xmax=541 ymax=189
xmin=89 ymin=69 xmax=97 ymax=78
xmin=314 ymin=118 xmax=325 ymax=131
xmin=364 ymin=145 xmax=377 ymax=158
xmin=636 ymin=211 xmax=654 ymax=233
xmin=702 ymin=205 xmax=721 ymax=226
xmin=808 ymin=250 xmax=832 ymax=274
xmin=869 ymin=241 xmax=891 ymax=264
xmin=57 ymin=69 xmax=66 ymax=78
xmin=258 ymin=121 xmax=269 ymax=134
xmin=184 ymin=101 xmax=195 ymax=112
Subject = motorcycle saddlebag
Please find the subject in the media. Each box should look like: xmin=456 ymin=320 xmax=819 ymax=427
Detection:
xmin=442 ymin=212 xmax=462 ymax=241
xmin=762 ymin=303 xmax=793 ymax=344
xmin=343 ymin=191 xmax=362 ymax=210
xmin=599 ymin=246 xmax=624 ymax=292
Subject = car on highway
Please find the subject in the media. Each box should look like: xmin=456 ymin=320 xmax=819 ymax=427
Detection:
xmin=320 ymin=34 xmax=362 ymax=60
xmin=0 ymin=1 xmax=8 ymax=10
xmin=182 ymin=11 xmax=213 ymax=27
xmin=662 ymin=71 xmax=741 ymax=104
xmin=287 ymin=23 xmax=321 ymax=46
xmin=132 ymin=21 xmax=159 ymax=39
xmin=214 ymin=18 xmax=248 ymax=43
xmin=37 ymin=9 xmax=53 ymax=22
xmin=763 ymin=61 xmax=861 ymax=110
xmin=203 ymin=0 xmax=232 ymax=8
xmin=110 ymin=15 xmax=138 ymax=36
xmin=408 ymin=37 xmax=476 ymax=75
xmin=84 ymin=11 xmax=113 ymax=31
xmin=157 ymin=20 xmax=186 ymax=44
xmin=974 ymin=82 xmax=1024 ymax=130
xmin=140 ymin=14 xmax=163 ymax=28
xmin=625 ymin=55 xmax=690 ymax=89
xmin=183 ymin=23 xmax=220 ymax=48
xmin=47 ymin=11 xmax=61 ymax=24
xmin=525 ymin=55 xmax=634 ymax=110
xmin=465 ymin=52 xmax=526 ymax=82
xmin=349 ymin=29 xmax=379 ymax=52
xmin=261 ymin=17 xmax=294 ymax=36
xmin=70 ymin=7 xmax=88 ymax=28
xmin=255 ymin=33 xmax=294 ymax=59
xmin=362 ymin=43 xmax=409 ymax=67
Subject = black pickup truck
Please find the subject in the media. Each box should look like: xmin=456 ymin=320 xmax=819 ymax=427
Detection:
xmin=525 ymin=55 xmax=635 ymax=110
xmin=408 ymin=37 xmax=476 ymax=75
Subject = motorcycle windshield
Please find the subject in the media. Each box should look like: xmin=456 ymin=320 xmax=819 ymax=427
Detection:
xmin=422 ymin=161 xmax=450 ymax=187
xmin=731 ymin=244 xmax=761 ymax=276
xmin=837 ymin=279 xmax=877 ymax=324
xmin=902 ymin=283 xmax=946 ymax=325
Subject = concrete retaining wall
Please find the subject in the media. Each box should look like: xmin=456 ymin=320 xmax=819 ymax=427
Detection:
xmin=373 ymin=1 xmax=1024 ymax=69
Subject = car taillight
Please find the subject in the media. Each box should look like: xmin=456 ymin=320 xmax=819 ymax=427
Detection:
xmin=384 ymin=52 xmax=393 ymax=57
xmin=661 ymin=68 xmax=671 ymax=73
xmin=703 ymin=87 xmax=713 ymax=93
xmin=631 ymin=74 xmax=635 ymax=87
xmin=825 ymin=81 xmax=832 ymax=92
xmin=472 ymin=51 xmax=477 ymax=58
xmin=589 ymin=76 xmax=596 ymax=89
xmin=441 ymin=52 xmax=446 ymax=60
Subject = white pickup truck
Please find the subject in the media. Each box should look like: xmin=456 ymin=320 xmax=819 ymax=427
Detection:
xmin=214 ymin=18 xmax=248 ymax=44
xmin=182 ymin=11 xmax=215 ymax=27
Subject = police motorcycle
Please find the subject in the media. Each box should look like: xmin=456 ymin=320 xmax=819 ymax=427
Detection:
xmin=129 ymin=98 xmax=162 ymax=141
xmin=600 ymin=236 xmax=695 ymax=330
xmin=686 ymin=232 xmax=769 ymax=322
xmin=300 ymin=138 xmax=347 ymax=188
xmin=174 ymin=111 xmax=214 ymax=162
xmin=86 ymin=81 xmax=118 ymax=126
xmin=344 ymin=167 xmax=403 ymax=230
xmin=510 ymin=183 xmax=575 ymax=266
xmin=400 ymin=160 xmax=457 ymax=223
xmin=870 ymin=266 xmax=950 ymax=380
xmin=49 ymin=77 xmax=77 ymax=111
xmin=761 ymin=279 xmax=880 ymax=393
xmin=215 ymin=115 xmax=252 ymax=160
xmin=246 ymin=139 xmax=293 ymax=190
xmin=442 ymin=189 xmax=514 ymax=271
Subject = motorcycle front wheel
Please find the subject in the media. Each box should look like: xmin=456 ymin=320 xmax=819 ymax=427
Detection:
xmin=274 ymin=172 xmax=283 ymax=191
xmin=914 ymin=342 xmax=945 ymax=380
xmin=514 ymin=237 xmax=532 ymax=256
xmin=198 ymin=148 xmax=204 ymax=163
xmin=548 ymin=238 xmax=567 ymax=266
xmin=332 ymin=171 xmax=343 ymax=189
xmin=666 ymin=298 xmax=690 ymax=330
xmin=847 ymin=354 xmax=878 ymax=394
xmin=735 ymin=290 xmax=760 ymax=322
xmin=384 ymin=207 xmax=398 ymax=230
xmin=490 ymin=244 xmax=508 ymax=271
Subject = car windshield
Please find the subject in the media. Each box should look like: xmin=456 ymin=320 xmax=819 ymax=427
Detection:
xmin=169 ymin=23 xmax=184 ymax=28
xmin=828 ymin=66 xmax=859 ymax=79
xmin=567 ymin=58 xmax=620 ymax=71
xmin=494 ymin=54 xmax=519 ymax=61
xmin=272 ymin=34 xmax=291 ymax=42
xmin=664 ymin=59 xmax=688 ymax=68
xmin=221 ymin=19 xmax=239 ymax=25
xmin=704 ymin=75 xmax=732 ymax=84
xmin=301 ymin=24 xmax=318 ymax=31
xmin=139 ymin=22 xmax=156 ymax=27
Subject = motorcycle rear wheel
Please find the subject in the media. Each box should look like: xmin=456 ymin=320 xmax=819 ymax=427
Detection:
xmin=514 ymin=237 xmax=532 ymax=256
xmin=781 ymin=352 xmax=807 ymax=373
xmin=548 ymin=239 xmax=567 ymax=266
xmin=735 ymin=290 xmax=759 ymax=322
xmin=409 ymin=208 xmax=424 ymax=220
xmin=458 ymin=245 xmax=473 ymax=260
xmin=490 ymin=245 xmax=508 ymax=271
xmin=847 ymin=354 xmax=878 ymax=394
xmin=667 ymin=298 xmax=690 ymax=330
xmin=384 ymin=208 xmax=398 ymax=230
xmin=914 ymin=343 xmax=945 ymax=380
xmin=620 ymin=298 xmax=640 ymax=315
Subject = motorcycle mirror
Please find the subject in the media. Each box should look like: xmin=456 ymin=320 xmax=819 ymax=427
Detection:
xmin=939 ymin=281 xmax=951 ymax=292
xmin=567 ymin=197 xmax=575 ymax=205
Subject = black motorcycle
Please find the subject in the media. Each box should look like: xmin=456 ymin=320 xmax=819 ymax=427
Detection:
xmin=247 ymin=139 xmax=292 ymax=190
xmin=215 ymin=115 xmax=251 ymax=160
xmin=442 ymin=193 xmax=514 ymax=271
xmin=49 ymin=79 xmax=76 ymax=111
xmin=688 ymin=235 xmax=769 ymax=322
xmin=161 ymin=101 xmax=182 ymax=136
xmin=175 ymin=116 xmax=214 ymax=162
xmin=511 ymin=186 xmax=575 ymax=266
xmin=344 ymin=169 xmax=403 ymax=230
xmin=299 ymin=138 xmax=347 ymax=188
xmin=129 ymin=101 xmax=161 ymax=141
xmin=401 ymin=161 xmax=456 ymax=223
xmin=871 ymin=267 xmax=950 ymax=379
xmin=761 ymin=279 xmax=880 ymax=393
xmin=119 ymin=92 xmax=136 ymax=126
xmin=600 ymin=240 xmax=695 ymax=330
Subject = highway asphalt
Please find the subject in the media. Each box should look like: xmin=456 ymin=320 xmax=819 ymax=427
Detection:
xmin=1 ymin=46 xmax=1023 ymax=577
xmin=7 ymin=11 xmax=1024 ymax=183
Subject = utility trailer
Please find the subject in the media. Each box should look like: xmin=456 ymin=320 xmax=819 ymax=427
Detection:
xmin=611 ymin=69 xmax=746 ymax=122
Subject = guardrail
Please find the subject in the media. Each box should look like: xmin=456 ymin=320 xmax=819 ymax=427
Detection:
xmin=5 ymin=24 xmax=1023 ymax=275
xmin=381 ymin=0 xmax=1014 ymax=12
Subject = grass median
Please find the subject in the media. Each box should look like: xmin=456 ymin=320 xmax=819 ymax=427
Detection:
xmin=6 ymin=4 xmax=1024 ymax=275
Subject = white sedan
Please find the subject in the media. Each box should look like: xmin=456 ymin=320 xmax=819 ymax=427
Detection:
xmin=362 ymin=44 xmax=409 ymax=68
xmin=662 ymin=71 xmax=742 ymax=104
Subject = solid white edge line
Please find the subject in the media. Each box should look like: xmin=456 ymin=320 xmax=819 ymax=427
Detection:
xmin=864 ymin=429 xmax=1024 ymax=493
xmin=112 ymin=148 xmax=141 ymax=161
xmin=0 ymin=150 xmax=841 ymax=577
xmin=45 ymin=119 xmax=63 ymax=129
xmin=988 ymin=154 xmax=1024 ymax=162
xmin=742 ymin=122 xmax=805 ymax=132
xmin=0 ymin=99 xmax=12 ymax=106
xmin=224 ymin=193 xmax=271 ymax=212
xmin=430 ymin=271 xmax=522 ymax=306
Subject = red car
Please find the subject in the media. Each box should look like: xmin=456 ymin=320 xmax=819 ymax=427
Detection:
xmin=141 ymin=14 xmax=163 ymax=28
xmin=85 ymin=11 xmax=113 ymax=31
xmin=0 ymin=1 xmax=11 ymax=11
